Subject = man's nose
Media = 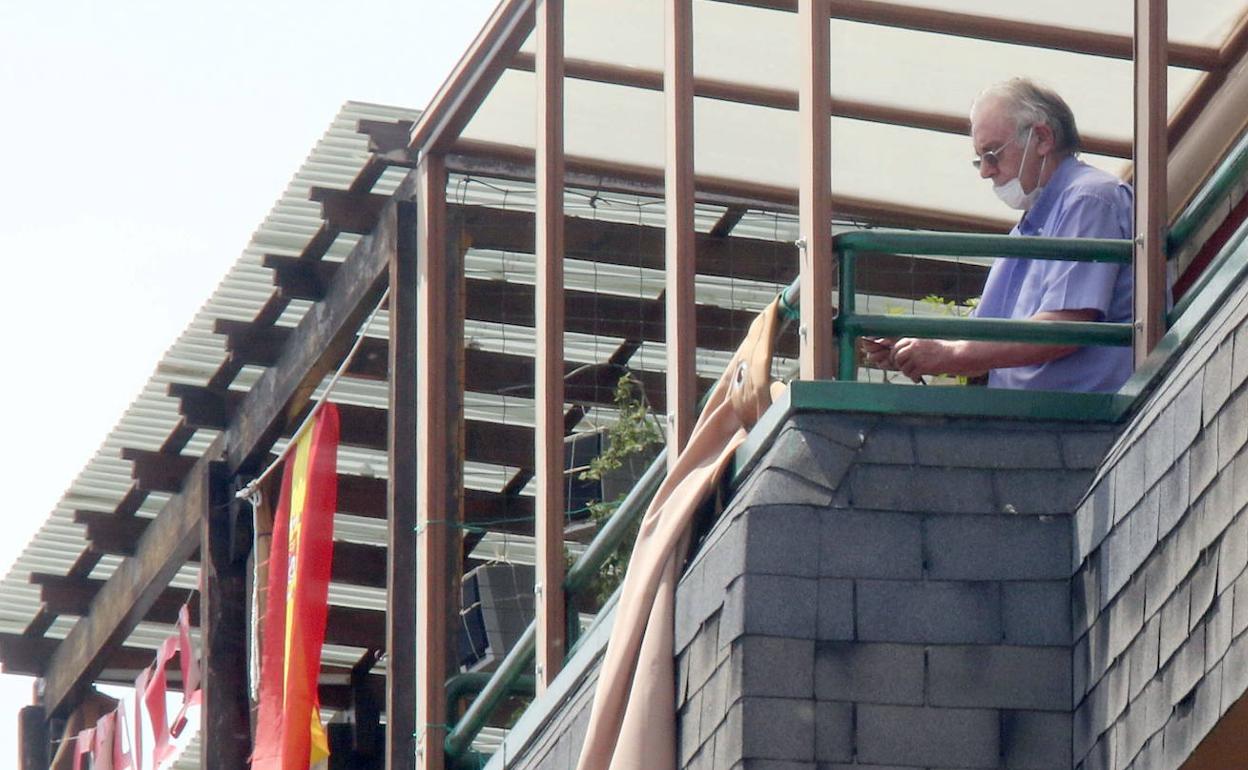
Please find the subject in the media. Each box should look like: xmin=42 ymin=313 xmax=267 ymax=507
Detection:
xmin=978 ymin=162 xmax=994 ymax=181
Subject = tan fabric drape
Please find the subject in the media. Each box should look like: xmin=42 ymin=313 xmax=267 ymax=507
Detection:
xmin=576 ymin=298 xmax=786 ymax=770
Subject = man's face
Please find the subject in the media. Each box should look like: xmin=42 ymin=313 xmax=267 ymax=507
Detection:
xmin=971 ymin=98 xmax=1039 ymax=192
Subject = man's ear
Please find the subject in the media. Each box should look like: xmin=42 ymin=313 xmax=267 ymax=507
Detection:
xmin=1034 ymin=123 xmax=1057 ymax=155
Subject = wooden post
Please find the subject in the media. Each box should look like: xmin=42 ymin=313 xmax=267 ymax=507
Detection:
xmin=18 ymin=705 xmax=48 ymax=770
xmin=199 ymin=461 xmax=251 ymax=770
xmin=388 ymin=197 xmax=419 ymax=770
xmin=1134 ymin=0 xmax=1168 ymax=364
xmin=413 ymin=154 xmax=463 ymax=770
xmin=665 ymin=0 xmax=697 ymax=458
xmin=799 ymin=0 xmax=835 ymax=380
xmin=535 ymin=0 xmax=567 ymax=692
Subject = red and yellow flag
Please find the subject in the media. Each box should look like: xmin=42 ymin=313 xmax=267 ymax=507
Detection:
xmin=252 ymin=404 xmax=339 ymax=770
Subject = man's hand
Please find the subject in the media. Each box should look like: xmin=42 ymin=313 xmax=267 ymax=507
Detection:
xmin=860 ymin=337 xmax=897 ymax=370
xmin=892 ymin=338 xmax=959 ymax=381
xmin=861 ymin=309 xmax=1099 ymax=381
xmin=860 ymin=337 xmax=928 ymax=383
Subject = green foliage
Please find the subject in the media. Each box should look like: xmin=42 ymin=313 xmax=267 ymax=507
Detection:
xmin=874 ymin=295 xmax=980 ymax=385
xmin=918 ymin=295 xmax=979 ymax=385
xmin=919 ymin=294 xmax=978 ymax=316
xmin=580 ymin=373 xmax=664 ymax=482
xmin=577 ymin=373 xmax=664 ymax=605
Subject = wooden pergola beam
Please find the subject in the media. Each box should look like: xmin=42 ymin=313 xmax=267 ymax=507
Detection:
xmin=0 ymin=635 xmax=156 ymax=680
xmin=221 ymin=192 xmax=400 ymax=475
xmin=309 ymin=192 xmax=804 ymax=284
xmin=309 ymin=195 xmax=992 ymax=301
xmin=1167 ymin=12 xmax=1248 ymax=155
xmin=448 ymin=140 xmax=1016 ymax=233
xmin=31 ymin=574 xmax=390 ymax=658
xmin=409 ymin=0 xmax=536 ymax=154
xmin=799 ymin=0 xmax=835 ymax=380
xmin=534 ymin=0 xmax=567 ymax=691
xmin=40 ymin=453 xmax=215 ymax=716
xmin=1134 ymin=0 xmax=1167 ymax=363
xmin=509 ymin=52 xmax=1133 ymax=160
xmin=142 ymin=399 xmax=534 ymax=474
xmin=39 ymin=184 xmax=405 ymax=718
xmin=208 ymin=325 xmax=703 ymax=412
xmin=85 ymin=481 xmax=534 ymax=534
xmin=3 ymin=631 xmax=380 ymax=712
xmin=32 ymin=574 xmax=201 ymax=625
xmin=666 ymin=0 xmax=698 ymax=457
xmin=262 ymin=262 xmax=804 ymax=357
xmin=715 ymin=0 xmax=1218 ymax=70
xmin=413 ymin=156 xmax=460 ymax=770
xmin=387 ymin=196 xmax=420 ymax=770
xmin=69 ymin=513 xmax=402 ymax=588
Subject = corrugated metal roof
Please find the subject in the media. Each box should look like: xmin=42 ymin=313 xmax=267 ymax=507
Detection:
xmin=0 ymin=100 xmax=420 ymax=638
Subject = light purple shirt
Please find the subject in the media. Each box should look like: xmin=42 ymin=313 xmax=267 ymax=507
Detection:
xmin=973 ymin=156 xmax=1134 ymax=392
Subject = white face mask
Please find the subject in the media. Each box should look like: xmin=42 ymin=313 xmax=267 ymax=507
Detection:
xmin=992 ymin=127 xmax=1046 ymax=211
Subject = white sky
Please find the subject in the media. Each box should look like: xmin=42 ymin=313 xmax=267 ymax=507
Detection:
xmin=0 ymin=0 xmax=497 ymax=759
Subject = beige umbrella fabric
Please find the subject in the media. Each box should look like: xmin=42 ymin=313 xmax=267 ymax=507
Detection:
xmin=576 ymin=297 xmax=787 ymax=770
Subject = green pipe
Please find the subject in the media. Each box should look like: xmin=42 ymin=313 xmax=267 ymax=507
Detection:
xmin=1169 ymin=211 xmax=1248 ymax=324
xmin=444 ymin=624 xmax=537 ymax=759
xmin=455 ymin=751 xmax=490 ymax=769
xmin=1168 ymin=129 xmax=1248 ymax=253
xmin=563 ymin=449 xmax=667 ymax=595
xmin=837 ymin=250 xmax=858 ymax=381
xmin=444 ymin=450 xmax=668 ymax=761
xmin=444 ymin=672 xmax=537 ymax=729
xmin=834 ymin=230 xmax=1132 ymax=262
xmin=840 ymin=313 xmax=1132 ymax=347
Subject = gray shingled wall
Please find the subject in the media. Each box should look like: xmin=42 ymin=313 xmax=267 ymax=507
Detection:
xmin=1071 ymin=279 xmax=1248 ymax=770
xmin=674 ymin=411 xmax=1116 ymax=770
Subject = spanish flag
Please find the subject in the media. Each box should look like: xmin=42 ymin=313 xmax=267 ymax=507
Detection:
xmin=252 ymin=404 xmax=339 ymax=770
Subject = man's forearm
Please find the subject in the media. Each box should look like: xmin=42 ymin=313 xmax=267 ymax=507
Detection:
xmin=941 ymin=338 xmax=1079 ymax=375
xmin=890 ymin=308 xmax=1100 ymax=379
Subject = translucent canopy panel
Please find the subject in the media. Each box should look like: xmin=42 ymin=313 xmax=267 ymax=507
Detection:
xmin=467 ymin=69 xmax=1132 ymax=224
xmin=462 ymin=0 xmax=1246 ymax=229
xmin=839 ymin=0 xmax=1246 ymax=47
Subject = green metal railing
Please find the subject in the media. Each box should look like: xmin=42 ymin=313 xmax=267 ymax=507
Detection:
xmin=1167 ymin=128 xmax=1248 ymax=256
xmin=442 ymin=449 xmax=668 ymax=766
xmin=835 ymin=231 xmax=1133 ymax=381
xmin=777 ymin=124 xmax=1248 ymax=383
xmin=1167 ymin=128 xmax=1248 ymax=323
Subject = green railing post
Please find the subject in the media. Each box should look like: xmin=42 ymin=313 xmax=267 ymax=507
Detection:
xmin=837 ymin=248 xmax=858 ymax=381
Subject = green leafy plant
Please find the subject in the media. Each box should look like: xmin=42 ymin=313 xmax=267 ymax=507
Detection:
xmin=919 ymin=294 xmax=978 ymax=315
xmin=577 ymin=372 xmax=664 ymax=604
xmin=873 ymin=295 xmax=980 ymax=385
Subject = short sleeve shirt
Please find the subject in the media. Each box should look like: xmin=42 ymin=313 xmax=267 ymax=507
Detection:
xmin=973 ymin=156 xmax=1134 ymax=392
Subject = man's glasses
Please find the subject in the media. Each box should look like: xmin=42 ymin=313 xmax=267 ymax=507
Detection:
xmin=972 ymin=134 xmax=1019 ymax=170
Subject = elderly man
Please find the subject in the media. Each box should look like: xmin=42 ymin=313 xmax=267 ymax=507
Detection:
xmin=863 ymin=78 xmax=1134 ymax=392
